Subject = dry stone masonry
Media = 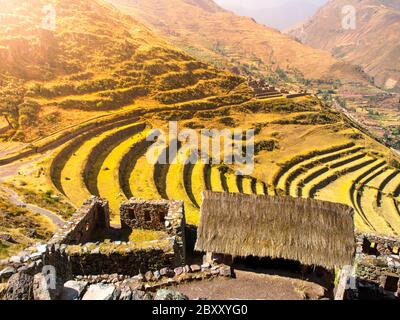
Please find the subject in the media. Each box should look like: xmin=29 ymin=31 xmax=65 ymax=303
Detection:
xmin=120 ymin=199 xmax=186 ymax=265
xmin=49 ymin=197 xmax=110 ymax=245
xmin=0 ymin=196 xmax=189 ymax=300
xmin=352 ymin=233 xmax=400 ymax=299
xmin=2 ymin=195 xmax=400 ymax=300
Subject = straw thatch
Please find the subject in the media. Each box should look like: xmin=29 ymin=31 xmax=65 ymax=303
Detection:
xmin=195 ymin=192 xmax=355 ymax=269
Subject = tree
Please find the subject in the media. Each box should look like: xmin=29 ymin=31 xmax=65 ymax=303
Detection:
xmin=0 ymin=78 xmax=27 ymax=129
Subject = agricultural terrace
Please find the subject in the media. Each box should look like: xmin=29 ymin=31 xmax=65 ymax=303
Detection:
xmin=1 ymin=92 xmax=399 ymax=244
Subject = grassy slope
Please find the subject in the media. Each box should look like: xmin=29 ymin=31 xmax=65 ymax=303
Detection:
xmin=109 ymin=0 xmax=368 ymax=83
xmin=97 ymin=129 xmax=151 ymax=223
xmin=0 ymin=0 xmax=398 ymax=253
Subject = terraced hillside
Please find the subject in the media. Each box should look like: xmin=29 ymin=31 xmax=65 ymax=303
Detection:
xmin=273 ymin=142 xmax=400 ymax=236
xmin=48 ymin=119 xmax=268 ymax=226
xmin=0 ymin=0 xmax=399 ymax=254
xmin=2 ymin=85 xmax=399 ymax=239
xmin=6 ymin=93 xmax=388 ymax=237
xmin=0 ymin=0 xmax=245 ymax=143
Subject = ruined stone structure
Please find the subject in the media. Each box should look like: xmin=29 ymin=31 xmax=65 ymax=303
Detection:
xmin=352 ymin=234 xmax=400 ymax=299
xmin=121 ymin=199 xmax=170 ymax=231
xmin=49 ymin=197 xmax=110 ymax=245
xmin=120 ymin=199 xmax=186 ymax=265
xmin=0 ymin=196 xmax=187 ymax=294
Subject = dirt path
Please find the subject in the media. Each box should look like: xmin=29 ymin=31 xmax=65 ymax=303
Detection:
xmin=0 ymin=154 xmax=65 ymax=228
xmin=0 ymin=185 xmax=65 ymax=227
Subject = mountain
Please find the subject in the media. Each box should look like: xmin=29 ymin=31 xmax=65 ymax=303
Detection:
xmin=0 ymin=0 xmax=244 ymax=141
xmin=288 ymin=0 xmax=400 ymax=91
xmin=215 ymin=0 xmax=328 ymax=30
xmin=108 ymin=0 xmax=368 ymax=85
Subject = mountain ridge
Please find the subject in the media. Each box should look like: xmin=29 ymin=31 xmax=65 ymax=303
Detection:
xmin=108 ymin=0 xmax=369 ymax=85
xmin=288 ymin=0 xmax=400 ymax=91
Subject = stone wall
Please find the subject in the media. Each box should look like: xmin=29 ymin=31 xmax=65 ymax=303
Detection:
xmin=353 ymin=233 xmax=400 ymax=298
xmin=65 ymin=240 xmax=175 ymax=276
xmin=121 ymin=199 xmax=169 ymax=231
xmin=0 ymin=243 xmax=72 ymax=284
xmin=121 ymin=199 xmax=186 ymax=265
xmin=49 ymin=197 xmax=110 ymax=245
xmin=1 ymin=197 xmax=187 ymax=285
xmin=357 ymin=233 xmax=400 ymax=256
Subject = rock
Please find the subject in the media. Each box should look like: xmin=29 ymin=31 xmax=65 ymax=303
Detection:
xmin=9 ymin=255 xmax=23 ymax=264
xmin=143 ymin=292 xmax=154 ymax=300
xmin=160 ymin=268 xmax=175 ymax=277
xmin=91 ymin=247 xmax=100 ymax=255
xmin=145 ymin=271 xmax=154 ymax=282
xmin=160 ymin=268 xmax=168 ymax=276
xmin=5 ymin=272 xmax=34 ymax=300
xmin=33 ymin=273 xmax=62 ymax=300
xmin=210 ymin=266 xmax=220 ymax=275
xmin=154 ymin=289 xmax=189 ymax=301
xmin=174 ymin=267 xmax=183 ymax=276
xmin=201 ymin=263 xmax=211 ymax=270
xmin=0 ymin=283 xmax=6 ymax=299
xmin=153 ymin=270 xmax=161 ymax=281
xmin=131 ymin=290 xmax=146 ymax=300
xmin=118 ymin=286 xmax=132 ymax=300
xmin=190 ymin=264 xmax=201 ymax=272
xmin=219 ymin=266 xmax=232 ymax=277
xmin=0 ymin=267 xmax=16 ymax=279
xmin=82 ymin=284 xmax=118 ymax=300
xmin=29 ymin=252 xmax=43 ymax=261
xmin=18 ymin=262 xmax=35 ymax=274
xmin=0 ymin=259 xmax=9 ymax=266
xmin=36 ymin=244 xmax=47 ymax=254
xmin=184 ymin=265 xmax=191 ymax=273
xmin=0 ymin=234 xmax=17 ymax=243
xmin=26 ymin=229 xmax=38 ymax=238
xmin=60 ymin=281 xmax=88 ymax=300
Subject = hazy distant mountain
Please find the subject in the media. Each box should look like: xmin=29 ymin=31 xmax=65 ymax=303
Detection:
xmin=108 ymin=0 xmax=368 ymax=84
xmin=214 ymin=0 xmax=329 ymax=30
xmin=289 ymin=0 xmax=400 ymax=91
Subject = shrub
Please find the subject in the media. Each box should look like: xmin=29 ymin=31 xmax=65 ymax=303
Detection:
xmin=255 ymin=140 xmax=279 ymax=154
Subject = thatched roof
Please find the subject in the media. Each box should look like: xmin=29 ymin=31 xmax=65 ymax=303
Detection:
xmin=195 ymin=192 xmax=355 ymax=268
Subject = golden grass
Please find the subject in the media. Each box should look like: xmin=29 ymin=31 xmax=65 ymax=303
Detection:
xmin=129 ymin=153 xmax=162 ymax=200
xmin=128 ymin=229 xmax=169 ymax=243
xmin=166 ymin=149 xmax=200 ymax=225
xmin=255 ymin=181 xmax=266 ymax=195
xmin=225 ymin=173 xmax=240 ymax=193
xmin=210 ymin=166 xmax=224 ymax=192
xmin=276 ymin=145 xmax=361 ymax=192
xmin=301 ymin=154 xmax=371 ymax=198
xmin=375 ymin=169 xmax=400 ymax=234
xmin=0 ymin=193 xmax=56 ymax=259
xmin=315 ymin=158 xmax=382 ymax=233
xmin=191 ymin=162 xmax=207 ymax=206
xmin=356 ymin=168 xmax=395 ymax=236
xmin=97 ymin=129 xmax=151 ymax=224
xmin=242 ymin=177 xmax=254 ymax=195
xmin=61 ymin=123 xmax=141 ymax=207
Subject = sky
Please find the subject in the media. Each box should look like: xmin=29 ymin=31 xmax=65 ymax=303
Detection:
xmin=214 ymin=0 xmax=330 ymax=30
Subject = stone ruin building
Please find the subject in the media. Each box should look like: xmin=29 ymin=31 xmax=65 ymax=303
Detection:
xmin=0 ymin=196 xmax=230 ymax=300
xmin=350 ymin=233 xmax=400 ymax=299
xmin=0 ymin=192 xmax=399 ymax=300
